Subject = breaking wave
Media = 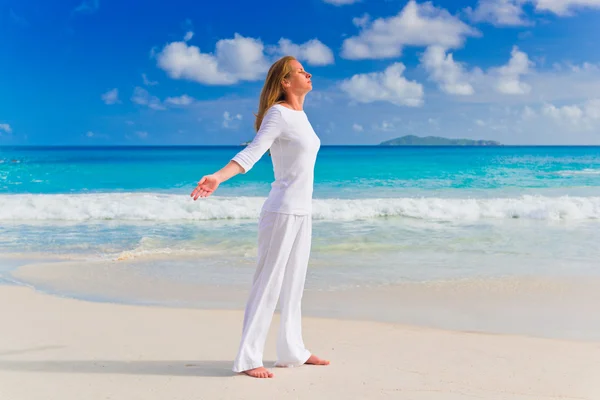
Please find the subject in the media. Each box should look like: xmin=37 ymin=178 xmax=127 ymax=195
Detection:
xmin=1 ymin=193 xmax=599 ymax=222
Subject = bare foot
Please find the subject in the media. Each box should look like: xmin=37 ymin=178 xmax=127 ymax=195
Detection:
xmin=305 ymin=354 xmax=330 ymax=366
xmin=242 ymin=366 xmax=274 ymax=378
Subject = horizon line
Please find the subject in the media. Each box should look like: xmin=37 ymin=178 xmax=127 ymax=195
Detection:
xmin=3 ymin=144 xmax=600 ymax=148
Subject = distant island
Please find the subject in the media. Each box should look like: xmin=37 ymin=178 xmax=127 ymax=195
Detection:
xmin=380 ymin=135 xmax=502 ymax=146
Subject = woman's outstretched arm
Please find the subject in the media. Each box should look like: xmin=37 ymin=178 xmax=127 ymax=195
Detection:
xmin=191 ymin=106 xmax=284 ymax=201
xmin=190 ymin=160 xmax=244 ymax=200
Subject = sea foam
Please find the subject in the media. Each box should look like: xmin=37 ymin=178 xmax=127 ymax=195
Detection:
xmin=1 ymin=193 xmax=599 ymax=221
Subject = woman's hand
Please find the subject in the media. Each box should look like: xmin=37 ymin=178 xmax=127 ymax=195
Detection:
xmin=190 ymin=161 xmax=244 ymax=201
xmin=191 ymin=175 xmax=220 ymax=200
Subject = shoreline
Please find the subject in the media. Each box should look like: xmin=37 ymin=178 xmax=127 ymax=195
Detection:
xmin=4 ymin=256 xmax=600 ymax=342
xmin=1 ymin=285 xmax=599 ymax=399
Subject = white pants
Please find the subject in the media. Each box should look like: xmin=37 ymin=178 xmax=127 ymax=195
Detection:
xmin=232 ymin=211 xmax=312 ymax=372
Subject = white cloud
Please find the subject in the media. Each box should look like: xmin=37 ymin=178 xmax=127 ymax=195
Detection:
xmin=101 ymin=88 xmax=119 ymax=105
xmin=142 ymin=73 xmax=158 ymax=86
xmin=568 ymin=62 xmax=600 ymax=73
xmin=435 ymin=45 xmax=533 ymax=97
xmin=72 ymin=0 xmax=99 ymax=15
xmin=352 ymin=123 xmax=364 ymax=132
xmin=341 ymin=0 xmax=479 ymax=60
xmin=543 ymin=103 xmax=583 ymax=121
xmin=131 ymin=87 xmax=166 ymax=110
xmin=541 ymin=99 xmax=600 ymax=128
xmin=475 ymin=119 xmax=486 ymax=126
xmin=421 ymin=59 xmax=600 ymax=106
xmin=0 ymin=123 xmax=12 ymax=134
xmin=466 ymin=0 xmax=600 ymax=25
xmin=131 ymin=88 xmax=195 ymax=109
xmin=491 ymin=100 xmax=600 ymax=143
xmin=125 ymin=120 xmax=135 ymax=126
xmin=156 ymin=33 xmax=270 ymax=85
xmin=276 ymin=38 xmax=334 ymax=66
xmin=223 ymin=111 xmax=243 ymax=128
xmin=157 ymin=33 xmax=336 ymax=85
xmin=84 ymin=131 xmax=109 ymax=139
xmin=534 ymin=0 xmax=600 ymax=15
xmin=488 ymin=46 xmax=533 ymax=94
xmin=524 ymin=62 xmax=600 ymax=103
xmin=373 ymin=121 xmax=396 ymax=131
xmin=465 ymin=0 xmax=530 ymax=26
xmin=469 ymin=99 xmax=600 ymax=141
xmin=421 ymin=46 xmax=475 ymax=95
xmin=164 ymin=94 xmax=195 ymax=106
xmin=352 ymin=14 xmax=370 ymax=28
xmin=184 ymin=31 xmax=194 ymax=42
xmin=421 ymin=45 xmax=539 ymax=98
xmin=135 ymin=131 xmax=149 ymax=139
xmin=340 ymin=63 xmax=424 ymax=107
xmin=323 ymin=0 xmax=361 ymax=5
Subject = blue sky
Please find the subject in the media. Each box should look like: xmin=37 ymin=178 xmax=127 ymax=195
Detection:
xmin=2 ymin=0 xmax=600 ymax=145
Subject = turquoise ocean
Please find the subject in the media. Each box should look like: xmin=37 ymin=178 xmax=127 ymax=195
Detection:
xmin=2 ymin=145 xmax=600 ymax=339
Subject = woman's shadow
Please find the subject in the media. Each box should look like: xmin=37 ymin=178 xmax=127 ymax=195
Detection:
xmin=0 ymin=346 xmax=276 ymax=377
xmin=0 ymin=359 xmax=241 ymax=377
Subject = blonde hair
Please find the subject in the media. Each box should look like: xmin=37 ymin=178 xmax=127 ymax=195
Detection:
xmin=254 ymin=56 xmax=296 ymax=132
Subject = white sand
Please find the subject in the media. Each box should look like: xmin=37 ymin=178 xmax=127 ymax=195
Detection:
xmin=1 ymin=285 xmax=599 ymax=400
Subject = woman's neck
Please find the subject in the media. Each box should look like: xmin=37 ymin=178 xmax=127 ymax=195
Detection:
xmin=281 ymin=93 xmax=305 ymax=111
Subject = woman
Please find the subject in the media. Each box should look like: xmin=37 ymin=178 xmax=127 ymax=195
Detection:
xmin=190 ymin=56 xmax=330 ymax=378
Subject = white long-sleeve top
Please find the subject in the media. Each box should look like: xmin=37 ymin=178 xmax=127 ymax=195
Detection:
xmin=231 ymin=104 xmax=321 ymax=215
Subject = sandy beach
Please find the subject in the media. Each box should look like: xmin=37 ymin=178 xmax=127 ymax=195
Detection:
xmin=1 ymin=285 xmax=599 ymax=400
xmin=5 ymin=0 xmax=600 ymax=397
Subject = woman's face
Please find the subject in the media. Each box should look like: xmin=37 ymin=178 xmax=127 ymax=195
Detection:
xmin=284 ymin=59 xmax=312 ymax=95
